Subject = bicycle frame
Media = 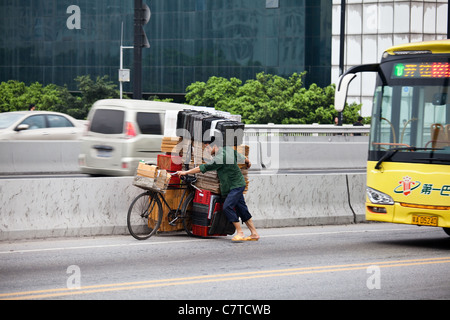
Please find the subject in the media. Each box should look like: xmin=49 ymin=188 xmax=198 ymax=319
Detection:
xmin=157 ymin=176 xmax=200 ymax=225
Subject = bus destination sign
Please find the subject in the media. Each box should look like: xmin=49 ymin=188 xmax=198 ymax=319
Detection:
xmin=392 ymin=62 xmax=450 ymax=79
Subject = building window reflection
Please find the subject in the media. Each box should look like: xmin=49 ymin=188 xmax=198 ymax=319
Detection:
xmin=0 ymin=0 xmax=331 ymax=96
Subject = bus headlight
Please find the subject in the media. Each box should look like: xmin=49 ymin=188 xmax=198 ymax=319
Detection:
xmin=366 ymin=187 xmax=394 ymax=205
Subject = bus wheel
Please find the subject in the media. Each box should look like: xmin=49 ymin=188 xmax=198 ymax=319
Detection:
xmin=443 ymin=228 xmax=450 ymax=237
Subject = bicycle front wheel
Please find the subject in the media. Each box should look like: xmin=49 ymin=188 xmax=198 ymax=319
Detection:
xmin=127 ymin=191 xmax=162 ymax=240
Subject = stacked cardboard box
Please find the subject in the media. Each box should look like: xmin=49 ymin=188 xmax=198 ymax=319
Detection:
xmin=133 ymin=162 xmax=172 ymax=194
xmin=160 ymin=136 xmax=182 ymax=154
xmin=193 ymin=165 xmax=221 ymax=194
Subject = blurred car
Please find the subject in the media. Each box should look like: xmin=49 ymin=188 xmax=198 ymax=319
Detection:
xmin=0 ymin=111 xmax=84 ymax=140
xmin=79 ymin=99 xmax=187 ymax=176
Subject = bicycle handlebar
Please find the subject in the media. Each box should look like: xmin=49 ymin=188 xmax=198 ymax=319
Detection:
xmin=180 ymin=174 xmax=197 ymax=185
xmin=179 ymin=175 xmax=203 ymax=192
xmin=169 ymin=172 xmax=200 ymax=190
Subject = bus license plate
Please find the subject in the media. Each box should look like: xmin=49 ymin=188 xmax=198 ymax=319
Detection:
xmin=412 ymin=215 xmax=438 ymax=227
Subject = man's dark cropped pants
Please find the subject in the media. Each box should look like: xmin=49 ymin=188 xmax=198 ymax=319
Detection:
xmin=223 ymin=186 xmax=252 ymax=223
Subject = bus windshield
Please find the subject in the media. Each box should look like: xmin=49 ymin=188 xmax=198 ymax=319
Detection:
xmin=369 ymin=58 xmax=450 ymax=165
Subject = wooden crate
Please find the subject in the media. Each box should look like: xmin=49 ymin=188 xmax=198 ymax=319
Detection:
xmin=145 ymin=189 xmax=185 ymax=232
xmin=136 ymin=163 xmax=158 ymax=178
xmin=159 ymin=188 xmax=190 ymax=232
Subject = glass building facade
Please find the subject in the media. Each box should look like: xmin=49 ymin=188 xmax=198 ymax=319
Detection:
xmin=0 ymin=0 xmax=332 ymax=97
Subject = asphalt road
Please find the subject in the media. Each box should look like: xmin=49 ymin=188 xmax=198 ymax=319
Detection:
xmin=1 ymin=223 xmax=449 ymax=302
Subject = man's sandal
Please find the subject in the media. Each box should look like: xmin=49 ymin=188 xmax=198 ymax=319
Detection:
xmin=232 ymin=235 xmax=259 ymax=241
xmin=232 ymin=235 xmax=247 ymax=241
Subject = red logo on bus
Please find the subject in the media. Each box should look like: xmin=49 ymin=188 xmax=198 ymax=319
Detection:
xmin=394 ymin=176 xmax=421 ymax=196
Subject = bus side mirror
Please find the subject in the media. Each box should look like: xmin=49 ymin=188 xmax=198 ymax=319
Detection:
xmin=335 ymin=73 xmax=357 ymax=112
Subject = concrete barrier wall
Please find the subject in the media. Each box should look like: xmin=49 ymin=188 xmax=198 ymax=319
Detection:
xmin=245 ymin=173 xmax=366 ymax=228
xmin=0 ymin=173 xmax=367 ymax=241
xmin=0 ymin=177 xmax=141 ymax=240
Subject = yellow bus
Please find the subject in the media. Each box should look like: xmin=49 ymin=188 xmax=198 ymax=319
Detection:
xmin=335 ymin=40 xmax=450 ymax=236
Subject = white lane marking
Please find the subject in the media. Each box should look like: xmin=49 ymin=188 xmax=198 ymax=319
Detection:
xmin=0 ymin=227 xmax=423 ymax=255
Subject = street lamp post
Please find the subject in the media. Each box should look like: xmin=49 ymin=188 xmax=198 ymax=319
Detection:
xmin=338 ymin=0 xmax=346 ymax=126
xmin=119 ymin=23 xmax=133 ymax=99
xmin=133 ymin=0 xmax=151 ymax=100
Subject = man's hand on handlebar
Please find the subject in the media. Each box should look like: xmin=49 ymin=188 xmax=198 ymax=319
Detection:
xmin=175 ymin=166 xmax=201 ymax=177
xmin=175 ymin=171 xmax=188 ymax=177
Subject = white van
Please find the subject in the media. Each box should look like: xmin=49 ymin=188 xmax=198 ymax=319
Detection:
xmin=78 ymin=99 xmax=188 ymax=176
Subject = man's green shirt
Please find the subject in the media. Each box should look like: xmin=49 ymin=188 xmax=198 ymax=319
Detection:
xmin=199 ymin=146 xmax=246 ymax=196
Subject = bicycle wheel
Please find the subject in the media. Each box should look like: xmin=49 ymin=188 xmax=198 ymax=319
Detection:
xmin=181 ymin=191 xmax=195 ymax=236
xmin=127 ymin=191 xmax=162 ymax=240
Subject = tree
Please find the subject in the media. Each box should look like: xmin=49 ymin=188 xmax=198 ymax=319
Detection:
xmin=0 ymin=80 xmax=28 ymax=112
xmin=185 ymin=72 xmax=363 ymax=124
xmin=0 ymin=75 xmax=121 ymax=119
xmin=0 ymin=80 xmax=69 ymax=113
xmin=73 ymin=75 xmax=120 ymax=118
xmin=185 ymin=76 xmax=242 ymax=108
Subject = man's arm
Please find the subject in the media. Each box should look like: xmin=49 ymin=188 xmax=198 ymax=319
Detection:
xmin=176 ymin=166 xmax=201 ymax=176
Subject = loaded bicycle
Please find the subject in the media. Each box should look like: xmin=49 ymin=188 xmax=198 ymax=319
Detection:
xmin=127 ymin=174 xmax=198 ymax=240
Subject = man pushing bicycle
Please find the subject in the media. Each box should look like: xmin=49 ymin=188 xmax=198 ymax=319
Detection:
xmin=176 ymin=138 xmax=260 ymax=242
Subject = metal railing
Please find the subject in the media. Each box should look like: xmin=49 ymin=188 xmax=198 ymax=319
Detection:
xmin=244 ymin=124 xmax=370 ymax=137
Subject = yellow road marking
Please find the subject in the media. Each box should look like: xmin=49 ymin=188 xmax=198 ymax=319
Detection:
xmin=2 ymin=256 xmax=450 ymax=300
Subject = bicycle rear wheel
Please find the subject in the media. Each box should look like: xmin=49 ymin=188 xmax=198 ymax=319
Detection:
xmin=182 ymin=192 xmax=195 ymax=236
xmin=127 ymin=191 xmax=162 ymax=240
